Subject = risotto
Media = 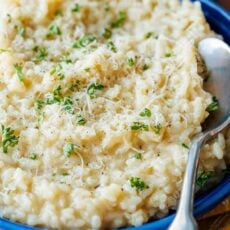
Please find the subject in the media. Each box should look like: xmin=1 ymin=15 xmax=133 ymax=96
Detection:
xmin=0 ymin=0 xmax=229 ymax=229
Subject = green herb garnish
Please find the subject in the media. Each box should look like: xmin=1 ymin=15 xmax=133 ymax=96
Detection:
xmin=29 ymin=153 xmax=37 ymax=160
xmin=154 ymin=123 xmax=162 ymax=134
xmin=131 ymin=122 xmax=149 ymax=131
xmin=130 ymin=177 xmax=149 ymax=191
xmin=63 ymin=143 xmax=75 ymax=157
xmin=76 ymin=115 xmax=86 ymax=125
xmin=196 ymin=171 xmax=214 ymax=187
xmin=33 ymin=47 xmax=48 ymax=63
xmin=60 ymin=55 xmax=72 ymax=64
xmin=133 ymin=153 xmax=142 ymax=159
xmin=144 ymin=32 xmax=153 ymax=39
xmin=101 ymin=27 xmax=112 ymax=39
xmin=16 ymin=26 xmax=26 ymax=37
xmin=139 ymin=108 xmax=151 ymax=117
xmin=87 ymin=83 xmax=104 ymax=97
xmin=1 ymin=125 xmax=19 ymax=153
xmin=14 ymin=63 xmax=24 ymax=81
xmin=35 ymin=99 xmax=44 ymax=110
xmin=62 ymin=97 xmax=74 ymax=114
xmin=165 ymin=52 xmax=173 ymax=57
xmin=72 ymin=3 xmax=81 ymax=12
xmin=47 ymin=24 xmax=61 ymax=37
xmin=107 ymin=41 xmax=117 ymax=52
xmin=111 ymin=11 xmax=126 ymax=28
xmin=182 ymin=143 xmax=189 ymax=149
xmin=143 ymin=64 xmax=149 ymax=71
xmin=46 ymin=85 xmax=63 ymax=104
xmin=206 ymin=96 xmax=219 ymax=112
xmin=73 ymin=35 xmax=96 ymax=48
xmin=127 ymin=57 xmax=135 ymax=66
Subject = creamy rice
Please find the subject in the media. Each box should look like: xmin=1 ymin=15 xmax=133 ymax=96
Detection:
xmin=0 ymin=0 xmax=229 ymax=229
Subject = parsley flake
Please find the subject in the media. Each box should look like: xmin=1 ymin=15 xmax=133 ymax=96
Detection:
xmin=127 ymin=57 xmax=135 ymax=66
xmin=101 ymin=27 xmax=112 ymax=39
xmin=87 ymin=83 xmax=104 ymax=97
xmin=73 ymin=35 xmax=96 ymax=48
xmin=14 ymin=63 xmax=24 ymax=81
xmin=144 ymin=32 xmax=153 ymax=39
xmin=107 ymin=41 xmax=117 ymax=52
xmin=29 ymin=153 xmax=37 ymax=160
xmin=133 ymin=153 xmax=142 ymax=159
xmin=16 ymin=26 xmax=26 ymax=37
xmin=1 ymin=125 xmax=19 ymax=153
xmin=206 ymin=96 xmax=219 ymax=112
xmin=47 ymin=24 xmax=61 ymax=37
xmin=76 ymin=115 xmax=86 ymax=125
xmin=35 ymin=99 xmax=44 ymax=110
xmin=111 ymin=11 xmax=126 ymax=28
xmin=139 ymin=108 xmax=151 ymax=117
xmin=46 ymin=85 xmax=63 ymax=104
xmin=63 ymin=143 xmax=75 ymax=157
xmin=131 ymin=122 xmax=149 ymax=131
xmin=33 ymin=47 xmax=48 ymax=63
xmin=182 ymin=143 xmax=189 ymax=149
xmin=62 ymin=97 xmax=74 ymax=114
xmin=130 ymin=177 xmax=149 ymax=191
xmin=154 ymin=123 xmax=162 ymax=134
xmin=196 ymin=171 xmax=214 ymax=188
xmin=72 ymin=3 xmax=81 ymax=12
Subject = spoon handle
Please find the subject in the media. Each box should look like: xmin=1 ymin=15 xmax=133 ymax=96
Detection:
xmin=169 ymin=116 xmax=230 ymax=230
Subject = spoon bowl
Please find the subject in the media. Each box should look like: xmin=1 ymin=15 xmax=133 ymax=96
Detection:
xmin=169 ymin=38 xmax=230 ymax=230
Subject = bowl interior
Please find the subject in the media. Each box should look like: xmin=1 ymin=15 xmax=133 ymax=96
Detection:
xmin=0 ymin=1 xmax=229 ymax=230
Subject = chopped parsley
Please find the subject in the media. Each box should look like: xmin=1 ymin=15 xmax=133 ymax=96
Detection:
xmin=46 ymin=85 xmax=63 ymax=104
xmin=127 ymin=57 xmax=135 ymax=66
xmin=14 ymin=63 xmax=24 ymax=81
xmin=131 ymin=122 xmax=149 ymax=131
xmin=196 ymin=171 xmax=214 ymax=188
xmin=63 ymin=143 xmax=75 ymax=157
xmin=107 ymin=41 xmax=117 ymax=52
xmin=47 ymin=24 xmax=61 ymax=37
xmin=35 ymin=99 xmax=44 ymax=110
xmin=104 ymin=3 xmax=110 ymax=12
xmin=68 ymin=80 xmax=80 ymax=92
xmin=154 ymin=123 xmax=162 ymax=134
xmin=206 ymin=96 xmax=219 ymax=112
xmin=143 ymin=64 xmax=150 ymax=71
xmin=139 ymin=108 xmax=151 ymax=117
xmin=144 ymin=32 xmax=153 ymax=39
xmin=101 ymin=27 xmax=112 ymax=39
xmin=62 ymin=172 xmax=69 ymax=176
xmin=62 ymin=97 xmax=74 ymax=114
xmin=133 ymin=153 xmax=142 ymax=159
xmin=84 ymin=67 xmax=90 ymax=72
xmin=182 ymin=143 xmax=189 ymax=149
xmin=111 ymin=11 xmax=126 ymax=28
xmin=72 ymin=3 xmax=81 ymax=12
xmin=33 ymin=47 xmax=48 ymax=63
xmin=1 ymin=125 xmax=19 ymax=153
xmin=29 ymin=153 xmax=37 ymax=160
xmin=60 ymin=54 xmax=72 ymax=64
xmin=76 ymin=115 xmax=86 ymax=125
xmin=73 ymin=35 xmax=96 ymax=48
xmin=87 ymin=83 xmax=104 ymax=97
xmin=165 ymin=52 xmax=173 ymax=57
xmin=130 ymin=177 xmax=149 ymax=191
xmin=50 ymin=64 xmax=64 ymax=79
xmin=16 ymin=25 xmax=26 ymax=37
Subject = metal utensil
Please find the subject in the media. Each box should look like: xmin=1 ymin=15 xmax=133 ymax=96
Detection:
xmin=169 ymin=38 xmax=230 ymax=230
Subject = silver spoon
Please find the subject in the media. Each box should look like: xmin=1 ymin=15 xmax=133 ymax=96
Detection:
xmin=169 ymin=38 xmax=230 ymax=230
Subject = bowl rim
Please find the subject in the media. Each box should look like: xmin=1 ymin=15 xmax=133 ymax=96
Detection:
xmin=0 ymin=1 xmax=229 ymax=230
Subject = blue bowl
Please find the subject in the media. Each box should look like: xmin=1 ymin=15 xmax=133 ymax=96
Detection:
xmin=1 ymin=1 xmax=230 ymax=230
